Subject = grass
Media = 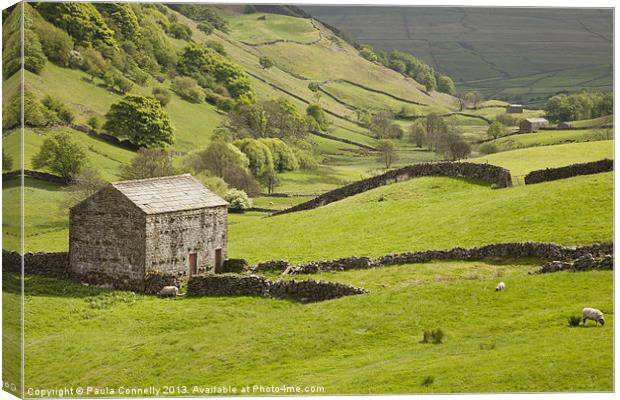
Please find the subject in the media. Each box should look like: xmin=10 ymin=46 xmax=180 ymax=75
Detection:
xmin=227 ymin=13 xmax=320 ymax=44
xmin=9 ymin=259 xmax=612 ymax=393
xmin=229 ymin=173 xmax=612 ymax=264
xmin=488 ymin=129 xmax=612 ymax=151
xmin=470 ymin=140 xmax=613 ymax=177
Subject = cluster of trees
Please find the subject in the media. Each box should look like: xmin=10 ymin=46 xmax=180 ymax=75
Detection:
xmin=455 ymin=91 xmax=483 ymax=111
xmin=3 ymin=91 xmax=75 ymax=130
xmin=358 ymin=45 xmax=456 ymax=94
xmin=544 ymin=90 xmax=613 ymax=122
xmin=365 ymin=112 xmax=404 ymax=140
xmin=407 ymin=114 xmax=471 ymax=160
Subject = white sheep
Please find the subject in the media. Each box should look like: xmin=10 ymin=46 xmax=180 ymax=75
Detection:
xmin=495 ymin=282 xmax=506 ymax=292
xmin=582 ymin=307 xmax=605 ymax=326
xmin=159 ymin=286 xmax=179 ymax=298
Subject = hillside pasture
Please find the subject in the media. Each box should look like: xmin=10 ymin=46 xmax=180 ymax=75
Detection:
xmin=488 ymin=129 xmax=611 ymax=152
xmin=229 ymin=173 xmax=612 ymax=263
xmin=227 ymin=13 xmax=321 ymax=44
xmin=13 ymin=260 xmax=612 ymax=393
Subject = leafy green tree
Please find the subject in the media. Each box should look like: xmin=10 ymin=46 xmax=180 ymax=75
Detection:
xmin=233 ymin=138 xmax=275 ymax=177
xmin=33 ymin=17 xmax=74 ymax=66
xmin=167 ymin=23 xmax=192 ymax=40
xmin=42 ymin=95 xmax=75 ymax=124
xmin=36 ymin=3 xmax=117 ymax=49
xmin=194 ymin=140 xmax=249 ymax=177
xmin=487 ymin=121 xmax=505 ymax=139
xmin=205 ymin=40 xmax=227 ymax=56
xmin=376 ymin=139 xmax=399 ymax=169
xmin=263 ymin=98 xmax=308 ymax=142
xmin=306 ymin=104 xmax=330 ymax=131
xmin=465 ymin=91 xmax=482 ymax=109
xmin=94 ymin=3 xmax=140 ymax=40
xmin=79 ymin=46 xmax=109 ymax=81
xmin=259 ymin=56 xmax=274 ymax=69
xmin=197 ymin=21 xmax=214 ymax=35
xmin=32 ymin=131 xmax=86 ymax=181
xmin=437 ymin=75 xmax=456 ymax=95
xmin=87 ymin=116 xmax=102 ymax=131
xmin=104 ymin=95 xmax=174 ymax=148
xmin=359 ymin=46 xmax=379 ymax=62
xmin=119 ymin=148 xmax=176 ymax=180
xmin=439 ymin=133 xmax=471 ymax=161
xmin=258 ymin=166 xmax=280 ymax=194
xmin=257 ymin=138 xmax=299 ymax=172
xmin=408 ymin=120 xmax=426 ymax=148
xmin=421 ymin=71 xmax=437 ymax=92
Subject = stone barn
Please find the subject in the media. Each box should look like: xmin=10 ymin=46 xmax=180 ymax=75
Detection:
xmin=69 ymin=174 xmax=228 ymax=291
xmin=520 ymin=117 xmax=549 ymax=133
xmin=506 ymin=104 xmax=524 ymax=113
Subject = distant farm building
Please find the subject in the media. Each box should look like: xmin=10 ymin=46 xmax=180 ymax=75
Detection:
xmin=558 ymin=121 xmax=574 ymax=129
xmin=506 ymin=104 xmax=524 ymax=113
xmin=520 ymin=118 xmax=549 ymax=133
xmin=69 ymin=174 xmax=228 ymax=291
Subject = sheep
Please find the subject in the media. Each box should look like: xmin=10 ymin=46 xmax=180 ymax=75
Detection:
xmin=159 ymin=286 xmax=179 ymax=298
xmin=582 ymin=307 xmax=605 ymax=327
xmin=495 ymin=282 xmax=506 ymax=292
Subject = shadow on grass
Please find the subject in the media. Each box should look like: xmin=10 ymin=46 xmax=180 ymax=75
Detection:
xmin=3 ymin=273 xmax=110 ymax=298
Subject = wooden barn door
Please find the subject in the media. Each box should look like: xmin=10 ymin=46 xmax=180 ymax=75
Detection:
xmin=215 ymin=249 xmax=223 ymax=273
xmin=189 ymin=253 xmax=197 ymax=275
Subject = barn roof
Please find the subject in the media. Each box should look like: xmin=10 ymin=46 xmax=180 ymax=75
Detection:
xmin=524 ymin=118 xmax=549 ymax=123
xmin=111 ymin=174 xmax=228 ymax=214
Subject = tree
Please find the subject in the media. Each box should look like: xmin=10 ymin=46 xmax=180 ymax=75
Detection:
xmin=306 ymin=104 xmax=330 ymax=131
xmin=487 ymin=121 xmax=505 ymax=139
xmin=79 ymin=46 xmax=109 ymax=81
xmin=465 ymin=91 xmax=482 ymax=109
xmin=259 ymin=56 xmax=274 ymax=69
xmin=437 ymin=75 xmax=456 ymax=95
xmin=167 ymin=23 xmax=192 ymax=40
xmin=455 ymin=91 xmax=467 ymax=111
xmin=197 ymin=21 xmax=214 ymax=35
xmin=87 ymin=116 xmax=102 ymax=130
xmin=34 ymin=17 xmax=74 ymax=67
xmin=439 ymin=133 xmax=471 ymax=161
xmin=425 ymin=113 xmax=448 ymax=150
xmin=120 ymin=148 xmax=176 ymax=180
xmin=257 ymin=138 xmax=299 ymax=172
xmin=233 ymin=138 xmax=274 ymax=176
xmin=2 ymin=149 xmax=13 ymax=171
xmin=376 ymin=139 xmax=399 ymax=169
xmin=104 ymin=95 xmax=174 ymax=148
xmin=421 ymin=71 xmax=437 ymax=92
xmin=258 ymin=165 xmax=279 ymax=194
xmin=408 ymin=120 xmax=426 ymax=148
xmin=61 ymin=167 xmax=106 ymax=210
xmin=263 ymin=98 xmax=308 ymax=142
xmin=194 ymin=140 xmax=249 ymax=177
xmin=32 ymin=131 xmax=87 ymax=181
xmin=370 ymin=111 xmax=394 ymax=139
xmin=171 ymin=77 xmax=203 ymax=103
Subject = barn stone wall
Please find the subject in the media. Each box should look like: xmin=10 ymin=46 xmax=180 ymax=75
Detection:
xmin=273 ymin=162 xmax=512 ymax=216
xmin=69 ymin=186 xmax=147 ymax=290
xmin=145 ymin=206 xmax=227 ymax=277
xmin=524 ymin=159 xmax=613 ymax=185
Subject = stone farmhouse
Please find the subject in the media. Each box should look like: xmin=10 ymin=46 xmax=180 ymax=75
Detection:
xmin=506 ymin=104 xmax=524 ymax=113
xmin=69 ymin=174 xmax=228 ymax=291
xmin=520 ymin=117 xmax=549 ymax=133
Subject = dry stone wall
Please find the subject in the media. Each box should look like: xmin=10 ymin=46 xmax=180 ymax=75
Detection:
xmin=187 ymin=274 xmax=367 ymax=302
xmin=2 ymin=250 xmax=68 ymax=278
xmin=530 ymin=253 xmax=614 ymax=274
xmin=276 ymin=242 xmax=613 ymax=275
xmin=524 ymin=159 xmax=613 ymax=185
xmin=273 ymin=162 xmax=512 ymax=216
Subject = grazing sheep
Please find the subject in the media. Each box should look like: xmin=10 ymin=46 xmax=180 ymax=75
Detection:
xmin=582 ymin=307 xmax=605 ymax=326
xmin=495 ymin=282 xmax=506 ymax=292
xmin=159 ymin=286 xmax=179 ymax=298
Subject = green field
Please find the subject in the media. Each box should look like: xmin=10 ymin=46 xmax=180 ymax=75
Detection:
xmin=227 ymin=13 xmax=320 ymax=44
xmin=488 ymin=129 xmax=611 ymax=151
xmin=471 ymin=140 xmax=613 ymax=177
xmin=229 ymin=173 xmax=612 ymax=264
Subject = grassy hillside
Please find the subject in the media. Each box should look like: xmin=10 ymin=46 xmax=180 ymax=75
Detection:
xmin=303 ymin=6 xmax=613 ymax=105
xmin=471 ymin=140 xmax=613 ymax=177
xmin=229 ymin=173 xmax=612 ymax=263
xmin=487 ymin=129 xmax=611 ymax=152
xmin=227 ymin=14 xmax=320 ymax=44
xmin=12 ymin=262 xmax=611 ymax=393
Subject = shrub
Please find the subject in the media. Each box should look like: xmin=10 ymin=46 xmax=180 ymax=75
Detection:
xmin=87 ymin=116 xmax=102 ymax=130
xmin=259 ymin=56 xmax=274 ymax=69
xmin=171 ymin=76 xmax=204 ymax=103
xmin=224 ymin=189 xmax=253 ymax=211
xmin=568 ymin=315 xmax=581 ymax=327
xmin=197 ymin=21 xmax=214 ymax=35
xmin=478 ymin=142 xmax=499 ymax=155
xmin=152 ymin=87 xmax=171 ymax=107
xmin=32 ymin=131 xmax=87 ymax=181
xmin=42 ymin=95 xmax=75 ymax=124
xmin=34 ymin=17 xmax=74 ymax=66
xmin=167 ymin=23 xmax=192 ymax=40
xmin=204 ymin=40 xmax=226 ymax=56
xmin=421 ymin=329 xmax=444 ymax=344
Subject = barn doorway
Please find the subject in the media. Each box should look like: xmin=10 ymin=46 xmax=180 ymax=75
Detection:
xmin=215 ymin=248 xmax=223 ymax=273
xmin=189 ymin=253 xmax=197 ymax=275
